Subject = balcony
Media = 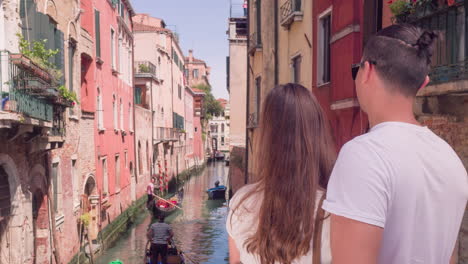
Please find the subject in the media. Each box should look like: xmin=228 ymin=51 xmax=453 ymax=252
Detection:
xmin=247 ymin=112 xmax=258 ymax=129
xmin=248 ymin=32 xmax=262 ymax=55
xmin=1 ymin=53 xmax=66 ymax=126
xmin=409 ymin=3 xmax=468 ymax=90
xmin=280 ymin=0 xmax=303 ymax=28
xmin=154 ymin=127 xmax=179 ymax=143
xmin=135 ymin=61 xmax=159 ymax=81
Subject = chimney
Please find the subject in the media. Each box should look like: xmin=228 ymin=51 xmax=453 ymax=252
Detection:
xmin=189 ymin=49 xmax=194 ymax=62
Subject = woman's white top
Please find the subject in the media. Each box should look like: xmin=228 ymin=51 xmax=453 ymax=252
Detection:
xmin=226 ymin=184 xmax=332 ymax=264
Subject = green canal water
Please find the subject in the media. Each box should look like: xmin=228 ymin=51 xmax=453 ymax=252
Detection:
xmin=96 ymin=162 xmax=230 ymax=264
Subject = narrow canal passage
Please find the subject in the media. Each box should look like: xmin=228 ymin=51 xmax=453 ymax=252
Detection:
xmin=96 ymin=162 xmax=230 ymax=264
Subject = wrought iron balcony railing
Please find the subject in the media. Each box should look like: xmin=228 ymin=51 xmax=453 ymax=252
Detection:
xmin=280 ymin=0 xmax=303 ymax=28
xmin=410 ymin=3 xmax=468 ymax=86
xmin=135 ymin=61 xmax=158 ymax=80
xmin=1 ymin=53 xmax=64 ymax=122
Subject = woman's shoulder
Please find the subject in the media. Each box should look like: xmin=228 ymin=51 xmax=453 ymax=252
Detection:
xmin=229 ymin=183 xmax=261 ymax=208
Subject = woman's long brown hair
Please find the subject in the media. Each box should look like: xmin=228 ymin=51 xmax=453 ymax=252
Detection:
xmin=234 ymin=83 xmax=336 ymax=264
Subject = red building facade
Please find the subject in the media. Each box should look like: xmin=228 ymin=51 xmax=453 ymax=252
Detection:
xmin=312 ymin=0 xmax=382 ymax=148
xmin=80 ymin=0 xmax=137 ymax=229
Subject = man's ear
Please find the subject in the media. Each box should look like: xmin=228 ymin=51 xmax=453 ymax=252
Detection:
xmin=361 ymin=61 xmax=373 ymax=85
xmin=418 ymin=76 xmax=430 ymax=91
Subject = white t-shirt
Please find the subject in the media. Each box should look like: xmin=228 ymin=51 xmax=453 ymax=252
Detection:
xmin=226 ymin=184 xmax=332 ymax=264
xmin=323 ymin=122 xmax=468 ymax=264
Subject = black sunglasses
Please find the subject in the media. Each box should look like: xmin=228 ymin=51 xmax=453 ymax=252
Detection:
xmin=351 ymin=61 xmax=377 ymax=80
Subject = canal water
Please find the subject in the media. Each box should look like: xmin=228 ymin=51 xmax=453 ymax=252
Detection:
xmin=96 ymin=161 xmax=230 ymax=264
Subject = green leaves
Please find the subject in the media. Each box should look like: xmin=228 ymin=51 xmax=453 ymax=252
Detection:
xmin=17 ymin=33 xmax=58 ymax=70
xmin=194 ymin=84 xmax=223 ymax=118
xmin=58 ymin=85 xmax=79 ymax=104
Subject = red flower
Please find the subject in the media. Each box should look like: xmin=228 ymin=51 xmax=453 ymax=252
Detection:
xmin=72 ymin=101 xmax=76 ymax=106
xmin=388 ymin=0 xmax=393 ymax=3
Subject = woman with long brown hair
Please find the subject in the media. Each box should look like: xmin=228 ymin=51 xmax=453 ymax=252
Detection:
xmin=226 ymin=83 xmax=336 ymax=264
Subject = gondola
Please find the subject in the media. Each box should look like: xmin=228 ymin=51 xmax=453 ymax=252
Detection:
xmin=152 ymin=196 xmax=180 ymax=217
xmin=145 ymin=240 xmax=185 ymax=264
xmin=206 ymin=185 xmax=226 ymax=200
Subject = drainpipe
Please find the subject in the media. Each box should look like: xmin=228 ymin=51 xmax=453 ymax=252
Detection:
xmin=274 ymin=0 xmax=279 ymax=85
xmin=244 ymin=0 xmax=251 ymax=184
xmin=132 ymin=30 xmax=137 ymax=193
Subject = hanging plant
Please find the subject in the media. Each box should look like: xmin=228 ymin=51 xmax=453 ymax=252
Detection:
xmin=57 ymin=85 xmax=79 ymax=104
xmin=389 ymin=0 xmax=439 ymax=23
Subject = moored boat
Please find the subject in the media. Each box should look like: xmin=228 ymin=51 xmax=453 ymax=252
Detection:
xmin=207 ymin=185 xmax=226 ymax=200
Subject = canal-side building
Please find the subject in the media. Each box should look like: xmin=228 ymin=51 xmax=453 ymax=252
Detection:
xmin=192 ymin=88 xmax=206 ymax=163
xmin=185 ymin=50 xmax=212 ymax=165
xmin=226 ymin=15 xmax=248 ymax=194
xmin=133 ymin=13 xmax=190 ymax=192
xmin=184 ymin=87 xmax=196 ymax=168
xmin=209 ymin=99 xmax=230 ymax=154
xmin=0 ymin=0 xmax=87 ymax=262
xmin=246 ymin=0 xmax=312 ymax=180
xmin=80 ymin=0 xmax=137 ymax=245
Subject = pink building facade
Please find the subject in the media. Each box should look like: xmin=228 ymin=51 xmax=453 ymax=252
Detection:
xmin=185 ymin=87 xmax=195 ymax=167
xmin=80 ymin=0 xmax=138 ymax=236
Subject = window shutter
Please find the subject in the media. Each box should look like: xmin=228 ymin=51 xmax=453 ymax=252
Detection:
xmin=54 ymin=28 xmax=65 ymax=84
xmin=95 ymin=10 xmax=101 ymax=58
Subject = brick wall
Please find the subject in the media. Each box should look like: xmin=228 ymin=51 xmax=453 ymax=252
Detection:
xmin=416 ymin=95 xmax=468 ymax=263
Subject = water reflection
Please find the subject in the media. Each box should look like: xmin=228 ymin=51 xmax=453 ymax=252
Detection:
xmin=96 ymin=162 xmax=229 ymax=264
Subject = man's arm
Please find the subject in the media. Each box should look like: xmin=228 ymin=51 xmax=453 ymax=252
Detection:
xmin=331 ymin=214 xmax=383 ymax=264
xmin=146 ymin=226 xmax=153 ymax=241
xmin=229 ymin=235 xmax=241 ymax=264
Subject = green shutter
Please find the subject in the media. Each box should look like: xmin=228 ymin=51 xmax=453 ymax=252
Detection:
xmin=95 ymin=10 xmax=101 ymax=58
xmin=135 ymin=87 xmax=141 ymax=104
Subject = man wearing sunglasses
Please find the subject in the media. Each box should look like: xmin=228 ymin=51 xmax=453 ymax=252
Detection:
xmin=323 ymin=25 xmax=468 ymax=264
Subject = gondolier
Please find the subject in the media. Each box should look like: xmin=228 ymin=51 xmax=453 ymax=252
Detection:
xmin=147 ymin=215 xmax=174 ymax=264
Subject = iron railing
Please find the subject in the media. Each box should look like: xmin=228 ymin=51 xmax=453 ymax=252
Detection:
xmin=1 ymin=53 xmax=60 ymax=122
xmin=135 ymin=61 xmax=158 ymax=79
xmin=410 ymin=3 xmax=468 ymax=85
xmin=280 ymin=0 xmax=302 ymax=25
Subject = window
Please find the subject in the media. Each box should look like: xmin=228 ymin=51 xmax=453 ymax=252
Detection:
xmin=95 ymin=10 xmax=101 ymax=58
xmin=184 ymin=69 xmax=189 ymax=78
xmin=113 ymin=95 xmax=118 ymax=130
xmin=221 ymin=123 xmax=225 ymax=133
xmin=292 ymin=55 xmax=302 ymax=83
xmin=318 ymin=12 xmax=331 ymax=85
xmin=115 ymin=155 xmax=120 ymax=191
xmin=195 ymin=127 xmax=198 ymax=132
xmin=129 ymin=103 xmax=133 ymax=131
xmin=102 ymin=158 xmax=108 ymax=194
xmin=72 ymin=159 xmax=79 ymax=208
xmin=111 ymin=28 xmax=116 ymax=69
xmin=146 ymin=141 xmax=150 ymax=173
xmin=138 ymin=141 xmax=142 ymax=175
xmin=255 ymin=76 xmax=262 ymax=115
xmin=97 ymin=87 xmax=104 ymax=130
xmin=256 ymin=0 xmax=262 ymax=45
xmin=178 ymin=84 xmax=182 ymax=100
xmin=135 ymin=87 xmax=142 ymax=105
xmin=52 ymin=162 xmax=61 ymax=214
xmin=124 ymin=150 xmax=128 ymax=168
xmin=120 ymin=98 xmax=124 ymax=130
xmin=68 ymin=40 xmax=76 ymax=92
xmin=193 ymin=69 xmax=199 ymax=79
xmin=221 ymin=137 xmax=225 ymax=145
